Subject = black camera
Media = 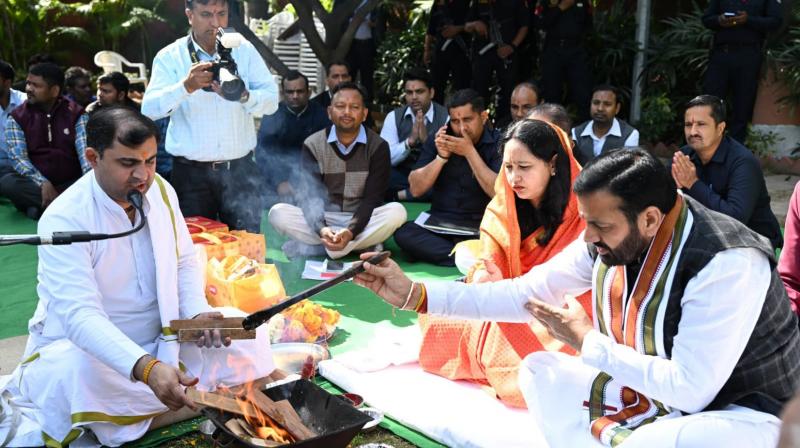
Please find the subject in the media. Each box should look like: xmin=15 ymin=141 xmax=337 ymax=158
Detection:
xmin=203 ymin=27 xmax=246 ymax=102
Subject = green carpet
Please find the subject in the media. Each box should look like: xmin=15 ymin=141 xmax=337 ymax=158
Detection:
xmin=0 ymin=199 xmax=456 ymax=447
xmin=0 ymin=197 xmax=39 ymax=339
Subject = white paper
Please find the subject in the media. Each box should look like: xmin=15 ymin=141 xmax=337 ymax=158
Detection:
xmin=301 ymin=260 xmax=354 ymax=281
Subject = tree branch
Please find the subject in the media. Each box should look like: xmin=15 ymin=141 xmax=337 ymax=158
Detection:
xmin=290 ymin=0 xmax=331 ymax=65
xmin=227 ymin=0 xmax=291 ymax=76
xmin=332 ymin=0 xmax=381 ymax=61
xmin=329 ymin=0 xmax=364 ymax=23
xmin=309 ymin=0 xmax=329 ymax=20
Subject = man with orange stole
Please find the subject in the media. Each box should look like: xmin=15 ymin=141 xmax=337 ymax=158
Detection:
xmin=357 ymin=149 xmax=799 ymax=447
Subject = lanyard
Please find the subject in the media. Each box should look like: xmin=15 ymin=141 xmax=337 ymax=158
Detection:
xmin=187 ymin=38 xmax=207 ymax=64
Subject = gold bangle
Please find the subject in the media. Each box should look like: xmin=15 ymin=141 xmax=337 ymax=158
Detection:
xmin=142 ymin=359 xmax=161 ymax=384
xmin=414 ymin=283 xmax=427 ymax=312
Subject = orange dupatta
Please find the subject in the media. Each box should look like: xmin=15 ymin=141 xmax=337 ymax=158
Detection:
xmin=418 ymin=121 xmax=591 ymax=408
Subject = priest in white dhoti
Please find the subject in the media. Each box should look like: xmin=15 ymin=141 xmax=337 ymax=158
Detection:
xmin=355 ymin=148 xmax=800 ymax=447
xmin=0 ymin=107 xmax=273 ymax=447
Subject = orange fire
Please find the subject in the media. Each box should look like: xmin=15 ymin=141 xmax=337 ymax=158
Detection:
xmin=232 ymin=394 xmax=293 ymax=444
xmin=224 ymin=355 xmax=295 ymax=444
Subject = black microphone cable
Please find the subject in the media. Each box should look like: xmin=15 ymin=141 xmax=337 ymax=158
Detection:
xmin=0 ymin=190 xmax=147 ymax=246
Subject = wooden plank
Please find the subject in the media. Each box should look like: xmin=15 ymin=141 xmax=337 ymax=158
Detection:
xmin=250 ymin=390 xmax=317 ymax=441
xmin=227 ymin=419 xmax=281 ymax=447
xmin=169 ymin=317 xmax=245 ymax=330
xmin=185 ymin=388 xmax=261 ymax=420
xmin=177 ymin=328 xmax=256 ymax=343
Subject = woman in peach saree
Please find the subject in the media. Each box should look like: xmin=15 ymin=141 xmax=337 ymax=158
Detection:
xmin=418 ymin=119 xmax=591 ymax=407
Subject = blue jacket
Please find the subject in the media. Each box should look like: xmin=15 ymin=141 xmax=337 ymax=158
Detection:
xmin=673 ymin=136 xmax=783 ymax=249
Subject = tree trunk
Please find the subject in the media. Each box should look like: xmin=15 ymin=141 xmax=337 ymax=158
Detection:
xmin=228 ymin=0 xmax=291 ymax=77
xmin=289 ymin=0 xmax=381 ymax=66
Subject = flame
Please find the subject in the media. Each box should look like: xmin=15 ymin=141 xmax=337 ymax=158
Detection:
xmin=224 ymin=355 xmax=294 ymax=444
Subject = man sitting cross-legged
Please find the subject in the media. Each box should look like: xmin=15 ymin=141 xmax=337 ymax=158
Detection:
xmin=268 ymin=82 xmax=406 ymax=259
xmin=0 ymin=107 xmax=273 ymax=447
xmin=394 ymin=88 xmax=501 ymax=266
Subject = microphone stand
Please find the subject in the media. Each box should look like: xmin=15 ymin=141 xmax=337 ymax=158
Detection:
xmin=0 ymin=190 xmax=147 ymax=246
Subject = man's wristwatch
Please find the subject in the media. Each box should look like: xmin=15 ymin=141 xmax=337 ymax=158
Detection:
xmin=436 ymin=154 xmax=450 ymax=163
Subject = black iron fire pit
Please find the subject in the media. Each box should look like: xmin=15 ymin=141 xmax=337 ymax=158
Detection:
xmin=202 ymin=379 xmax=372 ymax=448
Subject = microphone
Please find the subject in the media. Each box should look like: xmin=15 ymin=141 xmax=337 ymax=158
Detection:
xmin=127 ymin=189 xmax=143 ymax=211
xmin=0 ymin=190 xmax=147 ymax=246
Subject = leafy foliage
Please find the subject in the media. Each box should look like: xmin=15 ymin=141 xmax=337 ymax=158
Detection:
xmin=38 ymin=0 xmax=164 ymax=51
xmin=638 ymin=92 xmax=675 ymax=145
xmin=36 ymin=0 xmax=167 ymax=61
xmin=0 ymin=0 xmax=46 ymax=73
xmin=586 ymin=1 xmax=638 ymax=103
xmin=745 ymin=125 xmax=784 ymax=158
xmin=767 ymin=2 xmax=800 ymax=111
xmin=373 ymin=0 xmax=431 ymax=108
xmin=639 ymin=3 xmax=712 ymax=143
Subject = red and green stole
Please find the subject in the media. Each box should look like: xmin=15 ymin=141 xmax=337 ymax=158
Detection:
xmin=588 ymin=196 xmax=691 ymax=446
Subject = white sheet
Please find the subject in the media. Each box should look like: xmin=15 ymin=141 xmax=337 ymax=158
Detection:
xmin=319 ymin=324 xmax=549 ymax=448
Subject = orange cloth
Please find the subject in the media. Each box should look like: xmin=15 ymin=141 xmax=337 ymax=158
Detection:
xmin=418 ymin=122 xmax=592 ymax=408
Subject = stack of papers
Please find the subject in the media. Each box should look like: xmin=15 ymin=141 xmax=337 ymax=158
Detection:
xmin=414 ymin=211 xmax=480 ymax=237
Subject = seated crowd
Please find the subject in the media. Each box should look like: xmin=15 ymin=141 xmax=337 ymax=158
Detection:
xmin=0 ymin=0 xmax=797 ymax=442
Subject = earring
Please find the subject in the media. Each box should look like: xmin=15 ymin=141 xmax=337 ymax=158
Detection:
xmin=550 ymin=169 xmax=556 ymax=176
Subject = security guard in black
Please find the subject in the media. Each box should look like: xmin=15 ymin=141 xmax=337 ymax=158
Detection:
xmin=702 ymin=0 xmax=782 ymax=143
xmin=466 ymin=0 xmax=529 ymax=123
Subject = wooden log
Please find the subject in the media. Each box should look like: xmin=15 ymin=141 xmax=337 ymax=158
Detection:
xmin=170 ymin=317 xmax=245 ymax=330
xmin=177 ymin=328 xmax=256 ymax=343
xmin=250 ymin=390 xmax=317 ymax=441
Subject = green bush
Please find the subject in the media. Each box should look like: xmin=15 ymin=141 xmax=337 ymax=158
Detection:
xmin=373 ymin=0 xmax=430 ymax=108
xmin=640 ymin=2 xmax=712 ymax=143
xmin=638 ymin=92 xmax=675 ymax=145
xmin=766 ymin=2 xmax=800 ymax=112
xmin=587 ymin=1 xmax=638 ymax=104
xmin=745 ymin=125 xmax=784 ymax=158
xmin=0 ymin=0 xmax=46 ymax=73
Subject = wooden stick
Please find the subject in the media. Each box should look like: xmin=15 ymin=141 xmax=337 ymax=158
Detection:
xmin=177 ymin=328 xmax=256 ymax=343
xmin=242 ymin=251 xmax=390 ymax=330
xmin=170 ymin=317 xmax=246 ymax=330
xmin=250 ymin=390 xmax=316 ymax=441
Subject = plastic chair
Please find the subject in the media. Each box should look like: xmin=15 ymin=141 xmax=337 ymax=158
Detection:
xmin=93 ymin=50 xmax=148 ymax=87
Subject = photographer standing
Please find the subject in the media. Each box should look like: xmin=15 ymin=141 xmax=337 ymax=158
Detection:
xmin=142 ymin=0 xmax=279 ymax=232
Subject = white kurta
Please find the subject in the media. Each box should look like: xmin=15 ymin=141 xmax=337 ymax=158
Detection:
xmin=424 ymin=233 xmax=781 ymax=447
xmin=0 ymin=172 xmax=273 ymax=447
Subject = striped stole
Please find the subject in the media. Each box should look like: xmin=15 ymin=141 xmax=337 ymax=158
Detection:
xmin=589 ymin=196 xmax=690 ymax=446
